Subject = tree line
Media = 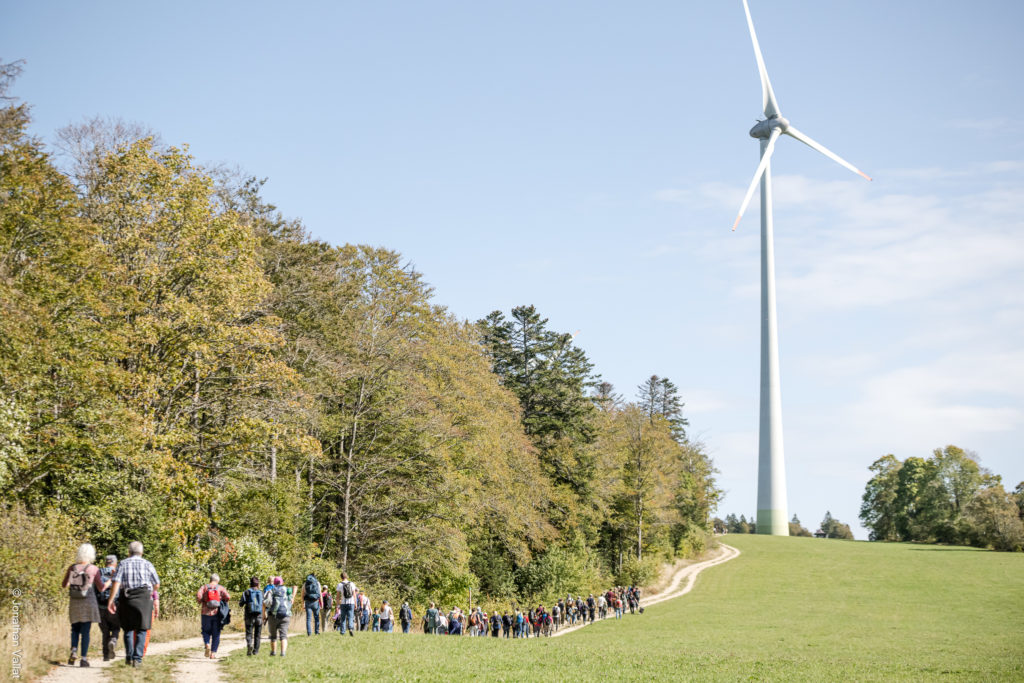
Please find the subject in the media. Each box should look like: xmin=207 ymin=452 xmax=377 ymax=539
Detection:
xmin=0 ymin=61 xmax=720 ymax=616
xmin=713 ymin=512 xmax=853 ymax=539
xmin=860 ymin=445 xmax=1024 ymax=551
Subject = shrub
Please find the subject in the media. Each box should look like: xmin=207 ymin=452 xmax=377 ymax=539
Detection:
xmin=0 ymin=503 xmax=80 ymax=614
xmin=616 ymin=555 xmax=660 ymax=587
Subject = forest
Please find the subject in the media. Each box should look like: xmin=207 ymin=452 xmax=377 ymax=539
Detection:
xmin=0 ymin=61 xmax=720 ymax=618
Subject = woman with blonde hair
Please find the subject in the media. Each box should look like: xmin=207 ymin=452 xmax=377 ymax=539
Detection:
xmin=60 ymin=543 xmax=108 ymax=668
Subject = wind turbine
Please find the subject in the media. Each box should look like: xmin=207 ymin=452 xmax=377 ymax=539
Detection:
xmin=733 ymin=0 xmax=871 ymax=535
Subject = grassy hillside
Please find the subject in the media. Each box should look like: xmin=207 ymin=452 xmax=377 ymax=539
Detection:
xmin=221 ymin=536 xmax=1024 ymax=681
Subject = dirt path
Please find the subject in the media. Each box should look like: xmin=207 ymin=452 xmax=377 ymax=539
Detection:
xmin=39 ymin=634 xmax=243 ymax=683
xmin=551 ymin=543 xmax=740 ymax=638
xmin=170 ymin=635 xmax=247 ymax=683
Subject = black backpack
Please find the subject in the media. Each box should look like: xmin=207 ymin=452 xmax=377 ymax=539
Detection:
xmin=341 ymin=581 xmax=354 ymax=599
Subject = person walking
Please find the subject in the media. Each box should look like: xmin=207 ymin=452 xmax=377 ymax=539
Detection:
xmin=96 ymin=555 xmax=120 ymax=662
xmin=264 ymin=577 xmax=294 ymax=657
xmin=380 ymin=601 xmax=394 ymax=633
xmin=335 ymin=572 xmax=358 ymax=637
xmin=106 ymin=541 xmax=159 ymax=668
xmin=61 ymin=543 xmax=108 ymax=668
xmin=240 ymin=577 xmax=264 ymax=656
xmin=423 ymin=602 xmax=439 ymax=635
xmin=320 ymin=586 xmax=333 ymax=634
xmin=302 ymin=574 xmax=322 ymax=636
xmin=399 ymin=602 xmax=413 ymax=633
xmin=197 ymin=574 xmax=229 ymax=659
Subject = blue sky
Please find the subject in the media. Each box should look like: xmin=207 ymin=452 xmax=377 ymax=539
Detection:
xmin=4 ymin=0 xmax=1023 ymax=538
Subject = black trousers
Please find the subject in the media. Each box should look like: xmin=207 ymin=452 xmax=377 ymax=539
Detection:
xmin=98 ymin=606 xmax=120 ymax=659
xmin=245 ymin=612 xmax=262 ymax=654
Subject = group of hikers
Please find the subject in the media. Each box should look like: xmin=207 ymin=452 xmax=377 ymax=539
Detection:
xmin=415 ymin=587 xmax=643 ymax=638
xmin=62 ymin=541 xmax=644 ymax=668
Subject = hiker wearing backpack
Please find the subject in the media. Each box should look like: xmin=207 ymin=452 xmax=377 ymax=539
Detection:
xmin=263 ymin=576 xmax=295 ymax=656
xmin=196 ymin=573 xmax=230 ymax=659
xmin=489 ymin=611 xmax=501 ymax=637
xmin=399 ymin=602 xmax=413 ymax=633
xmin=96 ymin=555 xmax=120 ymax=661
xmin=240 ymin=577 xmax=264 ymax=656
xmin=334 ymin=572 xmax=358 ymax=636
xmin=302 ymin=574 xmax=323 ymax=636
xmin=320 ymin=586 xmax=333 ymax=633
xmin=61 ymin=543 xmax=109 ymax=668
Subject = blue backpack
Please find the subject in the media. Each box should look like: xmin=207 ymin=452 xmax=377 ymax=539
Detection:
xmin=241 ymin=587 xmax=263 ymax=615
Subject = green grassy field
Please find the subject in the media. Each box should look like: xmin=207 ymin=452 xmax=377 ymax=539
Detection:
xmin=221 ymin=536 xmax=1024 ymax=681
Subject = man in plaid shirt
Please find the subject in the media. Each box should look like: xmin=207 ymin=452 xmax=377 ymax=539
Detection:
xmin=107 ymin=542 xmax=160 ymax=667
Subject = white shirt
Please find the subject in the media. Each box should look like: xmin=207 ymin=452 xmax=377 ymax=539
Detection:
xmin=381 ymin=605 xmax=394 ymax=621
xmin=336 ymin=581 xmax=358 ymax=606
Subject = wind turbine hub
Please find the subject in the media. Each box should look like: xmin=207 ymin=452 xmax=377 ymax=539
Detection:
xmin=749 ymin=116 xmax=790 ymax=139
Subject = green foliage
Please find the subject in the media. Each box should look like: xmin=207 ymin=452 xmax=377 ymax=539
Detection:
xmin=860 ymin=446 xmax=1023 ymax=550
xmin=788 ymin=514 xmax=813 ymax=537
xmin=211 ymin=536 xmax=276 ymax=595
xmin=0 ymin=77 xmax=723 ymax=622
xmin=0 ymin=503 xmax=80 ymax=614
xmin=818 ymin=511 xmax=854 ymax=539
xmin=615 ymin=554 xmax=660 ymax=587
xmin=517 ymin=542 xmax=607 ymax=604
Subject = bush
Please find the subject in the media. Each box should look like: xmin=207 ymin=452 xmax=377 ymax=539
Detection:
xmin=615 ymin=555 xmax=660 ymax=588
xmin=212 ymin=536 xmax=277 ymax=594
xmin=674 ymin=522 xmax=709 ymax=558
xmin=156 ymin=546 xmax=212 ymax=616
xmin=293 ymin=555 xmax=342 ymax=596
xmin=0 ymin=503 xmax=80 ymax=614
xmin=517 ymin=544 xmax=608 ymax=603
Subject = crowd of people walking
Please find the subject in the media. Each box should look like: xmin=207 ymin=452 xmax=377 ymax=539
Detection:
xmin=62 ymin=541 xmax=645 ymax=669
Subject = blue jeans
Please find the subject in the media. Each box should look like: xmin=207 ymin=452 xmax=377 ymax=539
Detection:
xmin=70 ymin=622 xmax=91 ymax=657
xmin=305 ymin=605 xmax=320 ymax=635
xmin=201 ymin=614 xmax=222 ymax=652
xmin=338 ymin=603 xmax=355 ymax=634
xmin=124 ymin=630 xmax=145 ymax=663
xmin=401 ymin=621 xmax=410 ymax=633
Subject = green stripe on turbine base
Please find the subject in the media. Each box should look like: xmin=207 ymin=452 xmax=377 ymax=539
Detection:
xmin=756 ymin=509 xmax=789 ymax=536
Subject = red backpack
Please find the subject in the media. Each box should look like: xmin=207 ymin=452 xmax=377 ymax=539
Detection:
xmin=203 ymin=585 xmax=222 ymax=608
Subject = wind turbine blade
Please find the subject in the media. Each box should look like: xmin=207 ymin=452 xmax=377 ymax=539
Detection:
xmin=784 ymin=126 xmax=872 ymax=181
xmin=733 ymin=127 xmax=782 ymax=231
xmin=742 ymin=0 xmax=781 ymax=118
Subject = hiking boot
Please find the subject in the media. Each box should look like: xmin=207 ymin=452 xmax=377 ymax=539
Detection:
xmin=210 ymin=651 xmax=217 ymax=660
xmin=348 ymin=629 xmax=354 ymax=637
xmin=68 ymin=649 xmax=77 ymax=665
xmin=80 ymin=659 xmax=90 ymax=668
xmin=204 ymin=644 xmax=211 ymax=658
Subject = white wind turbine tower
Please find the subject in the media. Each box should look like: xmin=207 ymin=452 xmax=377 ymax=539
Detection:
xmin=733 ymin=0 xmax=871 ymax=535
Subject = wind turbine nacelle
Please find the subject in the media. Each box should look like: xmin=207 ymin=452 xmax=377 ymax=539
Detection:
xmin=749 ymin=116 xmax=790 ymax=139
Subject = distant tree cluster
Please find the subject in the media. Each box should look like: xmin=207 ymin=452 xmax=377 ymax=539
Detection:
xmin=816 ymin=512 xmax=854 ymax=539
xmin=0 ymin=62 xmax=722 ymax=616
xmin=714 ymin=512 xmax=852 ymax=539
xmin=860 ymin=446 xmax=1023 ymax=552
